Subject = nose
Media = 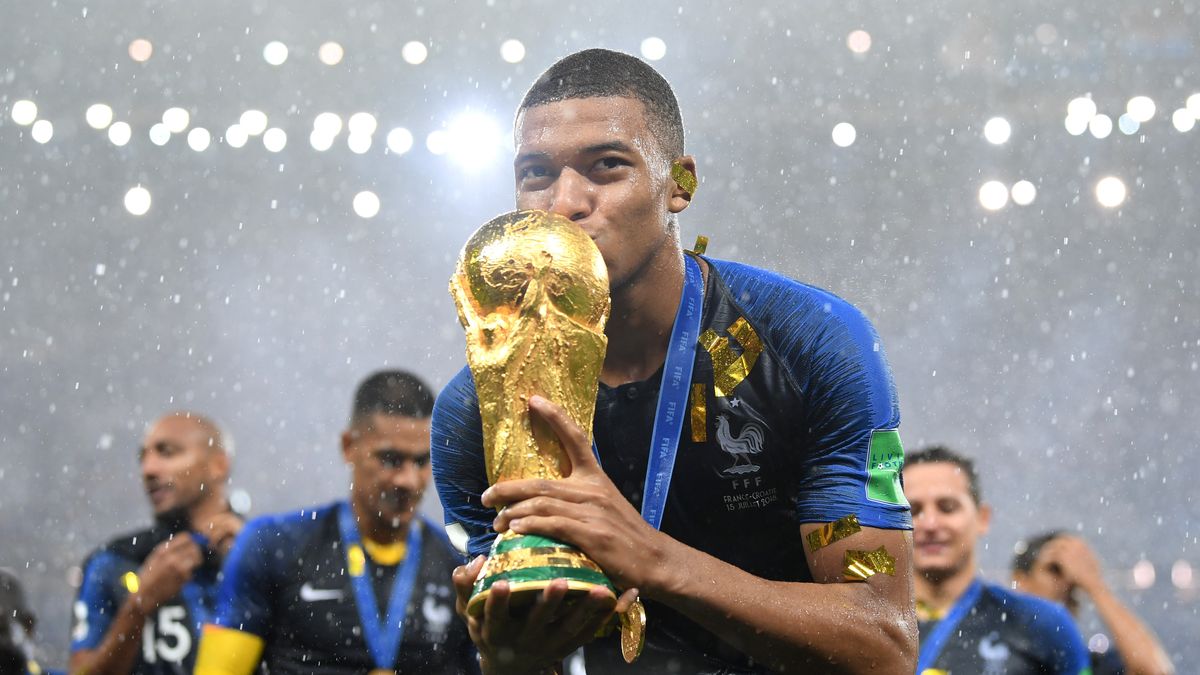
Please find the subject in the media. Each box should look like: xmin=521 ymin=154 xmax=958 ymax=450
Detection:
xmin=545 ymin=168 xmax=592 ymax=222
xmin=141 ymin=450 xmax=163 ymax=482
xmin=390 ymin=460 xmax=423 ymax=492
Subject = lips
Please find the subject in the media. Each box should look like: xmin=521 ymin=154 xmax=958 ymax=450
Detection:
xmin=146 ymin=484 xmax=172 ymax=507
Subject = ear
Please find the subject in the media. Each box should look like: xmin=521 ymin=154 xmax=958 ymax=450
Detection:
xmin=209 ymin=450 xmax=231 ymax=484
xmin=668 ymin=156 xmax=697 ymax=214
xmin=341 ymin=430 xmax=356 ymax=465
xmin=976 ymin=502 xmax=992 ymax=535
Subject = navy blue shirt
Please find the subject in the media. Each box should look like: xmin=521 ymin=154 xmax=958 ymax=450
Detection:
xmin=212 ymin=502 xmax=477 ymax=674
xmin=433 ymin=256 xmax=910 ymax=673
xmin=918 ymin=581 xmax=1091 ymax=674
xmin=72 ymin=526 xmax=220 ymax=674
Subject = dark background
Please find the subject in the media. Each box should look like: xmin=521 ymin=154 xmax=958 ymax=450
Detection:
xmin=2 ymin=0 xmax=1197 ymax=667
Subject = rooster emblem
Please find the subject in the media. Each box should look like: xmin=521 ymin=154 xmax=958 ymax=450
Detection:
xmin=716 ymin=413 xmax=765 ymax=476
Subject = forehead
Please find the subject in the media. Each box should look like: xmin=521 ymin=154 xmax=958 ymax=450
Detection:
xmin=515 ymin=96 xmax=654 ymax=153
xmin=903 ymin=462 xmax=973 ymax=500
xmin=143 ymin=416 xmax=207 ymax=448
xmin=356 ymin=413 xmax=431 ymax=449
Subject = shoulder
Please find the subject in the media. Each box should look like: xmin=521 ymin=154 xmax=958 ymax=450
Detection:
xmin=433 ymin=367 xmax=478 ymax=418
xmin=93 ymin=525 xmax=166 ymax=564
xmin=236 ymin=502 xmax=340 ymax=552
xmin=708 ymin=257 xmax=874 ymax=329
xmin=983 ymin=582 xmax=1079 ymax=634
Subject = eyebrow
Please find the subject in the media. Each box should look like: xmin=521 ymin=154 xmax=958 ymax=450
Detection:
xmin=514 ymin=141 xmax=637 ymax=165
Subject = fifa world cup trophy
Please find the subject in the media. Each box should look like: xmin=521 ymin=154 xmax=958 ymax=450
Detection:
xmin=451 ymin=209 xmax=616 ymax=606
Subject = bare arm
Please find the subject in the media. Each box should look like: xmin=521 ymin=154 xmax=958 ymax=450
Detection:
xmin=69 ymin=536 xmax=202 ymax=675
xmin=1045 ymin=537 xmax=1174 ymax=675
xmin=487 ymin=396 xmax=917 ymax=674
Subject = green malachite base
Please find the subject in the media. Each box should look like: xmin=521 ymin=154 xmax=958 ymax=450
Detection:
xmin=466 ymin=532 xmax=616 ymax=617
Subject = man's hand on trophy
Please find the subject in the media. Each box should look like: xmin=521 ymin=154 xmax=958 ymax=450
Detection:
xmin=452 ymin=554 xmax=634 ymax=674
xmin=484 ymin=395 xmax=674 ymax=597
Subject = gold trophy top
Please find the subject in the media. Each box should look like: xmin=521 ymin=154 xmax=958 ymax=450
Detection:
xmin=451 ymin=210 xmax=610 ymax=485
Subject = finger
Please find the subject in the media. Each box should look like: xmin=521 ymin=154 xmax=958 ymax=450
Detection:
xmin=613 ymin=587 xmax=640 ymax=614
xmin=556 ymin=585 xmax=618 ymax=643
xmin=520 ymin=579 xmax=570 ymax=637
xmin=494 ymin=496 xmax=591 ymax=533
xmin=529 ymin=395 xmax=599 ymax=476
xmin=483 ymin=478 xmax=597 ymax=509
xmin=453 ymin=556 xmax=486 ymax=616
xmin=481 ymin=581 xmax=514 ymax=645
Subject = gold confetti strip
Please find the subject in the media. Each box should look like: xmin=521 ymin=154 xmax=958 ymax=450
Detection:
xmin=690 ymin=383 xmax=707 ymax=442
xmin=843 ymin=546 xmax=896 ymax=582
xmin=671 ymin=161 xmax=697 ymax=195
xmin=806 ymin=514 xmax=863 ymax=553
xmin=685 ymin=235 xmax=709 ymax=256
xmin=699 ymin=317 xmax=763 ymax=397
xmin=347 ymin=544 xmax=366 ymax=577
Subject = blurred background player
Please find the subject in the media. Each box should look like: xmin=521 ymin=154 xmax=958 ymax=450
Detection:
xmin=1013 ymin=531 xmax=1175 ymax=675
xmin=1 ymin=568 xmax=54 ymax=675
xmin=905 ymin=445 xmax=1091 ymax=675
xmin=69 ymin=412 xmax=241 ymax=674
xmin=195 ymin=370 xmax=476 ymax=674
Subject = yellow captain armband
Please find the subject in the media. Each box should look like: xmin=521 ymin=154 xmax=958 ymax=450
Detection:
xmin=194 ymin=624 xmax=265 ymax=675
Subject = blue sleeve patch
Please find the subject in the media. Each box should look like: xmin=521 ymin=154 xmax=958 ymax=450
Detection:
xmin=711 ymin=259 xmax=910 ymax=530
xmin=431 ymin=366 xmax=497 ymax=559
xmin=70 ymin=551 xmax=127 ymax=651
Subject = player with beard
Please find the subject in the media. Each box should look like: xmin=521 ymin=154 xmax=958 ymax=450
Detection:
xmin=194 ymin=371 xmax=476 ymax=674
xmin=70 ymin=412 xmax=242 ymax=674
xmin=905 ymin=446 xmax=1090 ymax=675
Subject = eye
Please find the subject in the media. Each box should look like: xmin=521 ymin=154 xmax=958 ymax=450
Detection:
xmin=593 ymin=156 xmax=628 ymax=172
xmin=517 ymin=165 xmax=551 ymax=184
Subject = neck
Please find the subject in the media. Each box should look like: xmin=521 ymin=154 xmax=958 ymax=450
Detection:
xmin=601 ymin=249 xmax=694 ymax=387
xmin=185 ymin=491 xmax=228 ymax=529
xmin=914 ymin=558 xmax=979 ymax=615
xmin=349 ymin=497 xmax=408 ymax=544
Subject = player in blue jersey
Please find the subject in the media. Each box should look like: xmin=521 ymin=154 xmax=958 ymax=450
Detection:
xmin=905 ymin=446 xmax=1091 ymax=674
xmin=1013 ymin=531 xmax=1174 ymax=675
xmin=432 ymin=48 xmax=916 ymax=674
xmin=194 ymin=371 xmax=477 ymax=674
xmin=69 ymin=412 xmax=242 ymax=675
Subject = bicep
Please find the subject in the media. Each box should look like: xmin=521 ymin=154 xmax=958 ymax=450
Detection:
xmin=800 ymin=524 xmax=914 ymax=607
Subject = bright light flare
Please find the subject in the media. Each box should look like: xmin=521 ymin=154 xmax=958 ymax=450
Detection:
xmin=239 ymin=110 xmax=268 ymax=136
xmin=128 ymin=39 xmax=153 ymax=62
xmin=162 ymin=107 xmax=190 ymax=133
xmin=11 ymin=100 xmax=37 ymax=126
xmin=107 ymin=122 xmax=132 ymax=146
xmin=978 ymin=180 xmax=1009 ymax=210
xmin=846 ymin=30 xmax=872 ymax=54
xmin=263 ymin=41 xmax=289 ymax=66
xmin=225 ymin=124 xmax=249 ymax=148
xmin=640 ymin=37 xmax=667 ymax=61
xmin=1095 ymin=176 xmax=1127 ymax=208
xmin=313 ymin=112 xmax=343 ymax=137
xmin=187 ymin=127 xmax=211 ymax=151
xmin=86 ymin=103 xmax=114 ymax=130
xmin=353 ymin=191 xmax=381 ymax=218
xmin=1067 ymin=96 xmax=1097 ymax=120
xmin=1187 ymin=93 xmax=1200 ymax=119
xmin=124 ymin=186 xmax=152 ymax=216
xmin=1088 ymin=114 xmax=1113 ymax=139
xmin=263 ymin=128 xmax=287 ymax=152
xmin=31 ymin=119 xmax=54 ymax=144
xmin=1131 ymin=560 xmax=1156 ymax=589
xmin=1171 ymin=109 xmax=1195 ymax=132
xmin=348 ymin=112 xmax=377 ymax=136
xmin=500 ymin=39 xmax=526 ymax=63
xmin=347 ymin=134 xmax=372 ymax=154
xmin=831 ymin=122 xmax=857 ymax=147
xmin=402 ymin=41 xmax=428 ymax=65
xmin=310 ymin=130 xmax=335 ymax=152
xmin=386 ymin=127 xmax=414 ymax=155
xmin=983 ymin=117 xmax=1012 ymax=145
xmin=1118 ymin=114 xmax=1140 ymax=135
xmin=1011 ymin=180 xmax=1037 ymax=206
xmin=148 ymin=123 xmax=171 ymax=146
xmin=1126 ymin=96 xmax=1156 ymax=123
xmin=444 ymin=111 xmax=506 ymax=168
xmin=318 ymin=41 xmax=344 ymax=66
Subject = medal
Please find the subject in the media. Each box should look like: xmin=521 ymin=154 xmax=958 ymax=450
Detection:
xmin=619 ymin=598 xmax=647 ymax=663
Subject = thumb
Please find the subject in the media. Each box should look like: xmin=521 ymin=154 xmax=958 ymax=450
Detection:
xmin=528 ymin=395 xmax=600 ymax=476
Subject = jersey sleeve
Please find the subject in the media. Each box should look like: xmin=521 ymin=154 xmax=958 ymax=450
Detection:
xmin=70 ymin=551 xmax=125 ymax=652
xmin=789 ymin=291 xmax=910 ymax=529
xmin=210 ymin=516 xmax=278 ymax=637
xmin=431 ymin=366 xmax=496 ymax=559
xmin=717 ymin=260 xmax=910 ymax=530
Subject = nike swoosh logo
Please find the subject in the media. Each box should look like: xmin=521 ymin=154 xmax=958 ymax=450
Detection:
xmin=299 ymin=583 xmax=344 ymax=602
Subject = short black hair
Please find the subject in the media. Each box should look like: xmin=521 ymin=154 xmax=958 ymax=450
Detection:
xmin=351 ymin=370 xmax=435 ymax=426
xmin=518 ymin=48 xmax=685 ymax=158
xmin=904 ymin=445 xmax=983 ymax=505
xmin=1011 ymin=530 xmax=1066 ymax=573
